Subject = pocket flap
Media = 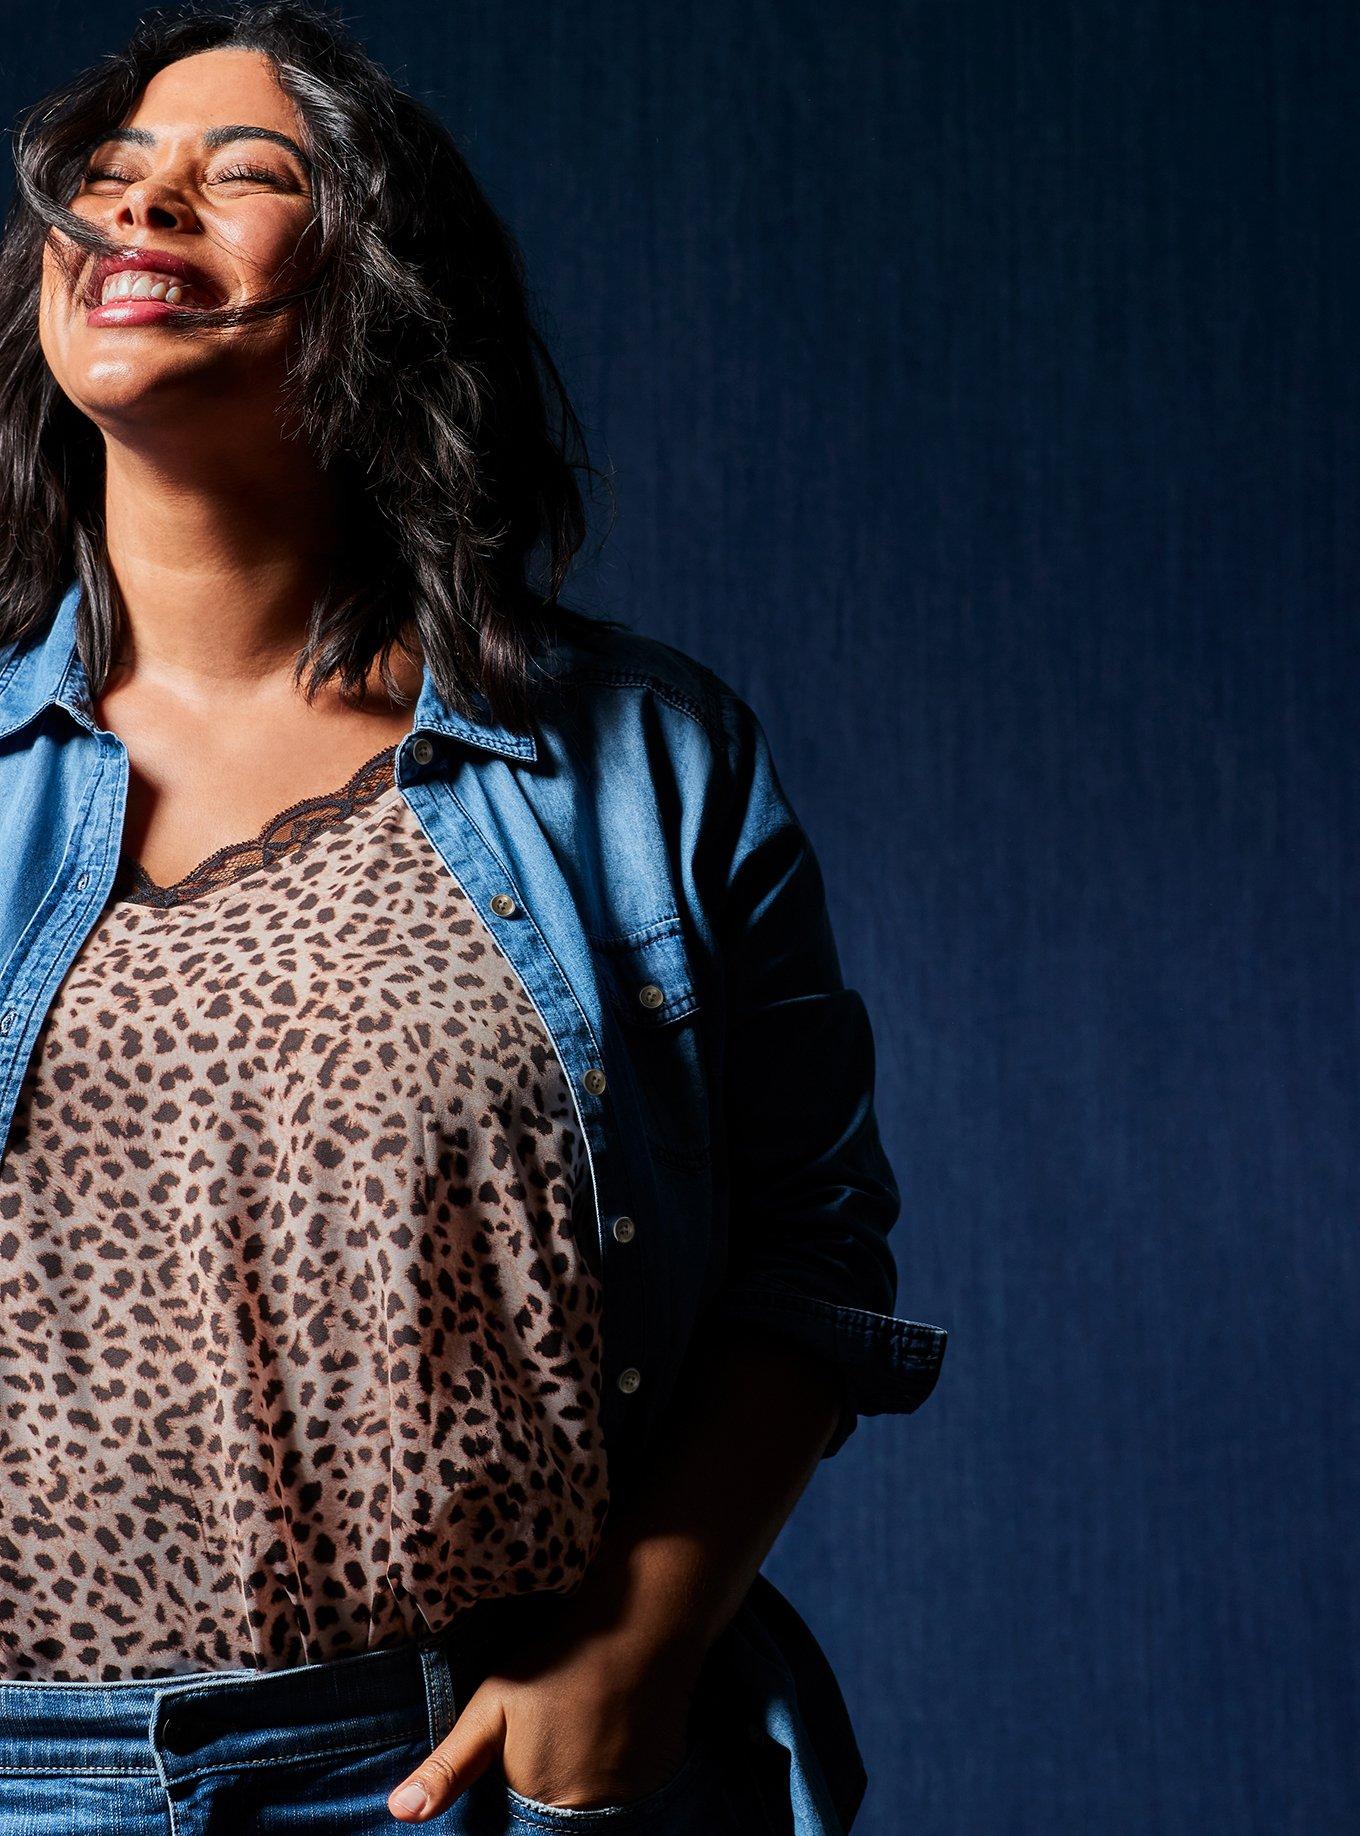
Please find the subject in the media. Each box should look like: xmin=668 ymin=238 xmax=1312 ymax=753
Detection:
xmin=594 ymin=922 xmax=699 ymax=1027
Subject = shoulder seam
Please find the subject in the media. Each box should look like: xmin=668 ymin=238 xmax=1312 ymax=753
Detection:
xmin=555 ymin=665 xmax=724 ymax=743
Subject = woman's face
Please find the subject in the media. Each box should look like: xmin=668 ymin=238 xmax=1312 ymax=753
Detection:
xmin=39 ymin=46 xmax=316 ymax=434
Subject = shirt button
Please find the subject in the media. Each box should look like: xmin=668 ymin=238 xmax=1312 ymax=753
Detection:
xmin=75 ymin=872 xmax=91 ymax=892
xmin=490 ymin=892 xmax=517 ymax=917
xmin=412 ymin=737 xmax=435 ymax=765
xmin=612 ymin=1215 xmax=636 ymax=1243
xmin=617 ymin=1367 xmax=642 ymax=1394
xmin=583 ymin=1066 xmax=607 ymax=1095
xmin=0 ymin=1011 xmax=14 ymax=1036
xmin=637 ymin=983 xmax=664 ymax=1010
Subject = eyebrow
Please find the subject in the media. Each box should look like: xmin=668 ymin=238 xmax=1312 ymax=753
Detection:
xmin=87 ymin=124 xmax=312 ymax=174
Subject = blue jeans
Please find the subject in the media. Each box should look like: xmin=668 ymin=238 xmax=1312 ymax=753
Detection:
xmin=0 ymin=1612 xmax=764 ymax=1834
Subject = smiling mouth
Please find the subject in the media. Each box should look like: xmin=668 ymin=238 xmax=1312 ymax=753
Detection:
xmin=96 ymin=269 xmax=214 ymax=308
xmin=81 ymin=250 xmax=226 ymax=322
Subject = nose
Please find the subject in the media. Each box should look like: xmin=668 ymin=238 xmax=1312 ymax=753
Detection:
xmin=116 ymin=178 xmax=200 ymax=235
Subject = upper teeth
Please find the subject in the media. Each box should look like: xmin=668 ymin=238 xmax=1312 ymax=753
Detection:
xmin=99 ymin=271 xmax=194 ymax=306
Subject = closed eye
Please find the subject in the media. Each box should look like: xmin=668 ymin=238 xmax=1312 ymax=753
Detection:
xmin=208 ymin=163 xmax=290 ymax=186
xmin=80 ymin=162 xmax=296 ymax=189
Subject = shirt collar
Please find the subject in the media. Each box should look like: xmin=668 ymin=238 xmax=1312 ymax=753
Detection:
xmin=0 ymin=578 xmax=539 ymax=763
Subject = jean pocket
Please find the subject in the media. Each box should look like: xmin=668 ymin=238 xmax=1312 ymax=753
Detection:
xmin=499 ymin=1728 xmax=716 ymax=1828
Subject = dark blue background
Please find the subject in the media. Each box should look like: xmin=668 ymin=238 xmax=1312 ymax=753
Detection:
xmin=4 ymin=4 xmax=1355 ymax=1830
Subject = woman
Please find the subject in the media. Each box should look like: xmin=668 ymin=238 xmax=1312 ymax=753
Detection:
xmin=0 ymin=3 xmax=947 ymax=1831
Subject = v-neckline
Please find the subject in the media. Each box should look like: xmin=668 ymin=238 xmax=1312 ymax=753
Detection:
xmin=112 ymin=742 xmax=401 ymax=910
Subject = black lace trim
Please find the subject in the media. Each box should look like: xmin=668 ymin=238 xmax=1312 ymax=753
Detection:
xmin=113 ymin=743 xmax=400 ymax=909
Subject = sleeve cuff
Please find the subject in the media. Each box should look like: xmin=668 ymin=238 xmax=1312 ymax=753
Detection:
xmin=709 ymin=1281 xmax=949 ymax=1457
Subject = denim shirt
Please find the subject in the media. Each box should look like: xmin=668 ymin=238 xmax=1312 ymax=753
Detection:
xmin=0 ymin=581 xmax=947 ymax=1833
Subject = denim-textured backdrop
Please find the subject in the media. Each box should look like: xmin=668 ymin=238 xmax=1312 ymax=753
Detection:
xmin=2 ymin=3 xmax=1354 ymax=1831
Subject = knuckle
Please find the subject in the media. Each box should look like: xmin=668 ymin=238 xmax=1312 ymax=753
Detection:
xmin=421 ymin=1749 xmax=460 ymax=1788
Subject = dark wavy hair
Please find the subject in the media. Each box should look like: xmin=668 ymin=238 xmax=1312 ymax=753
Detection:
xmin=0 ymin=0 xmax=624 ymax=728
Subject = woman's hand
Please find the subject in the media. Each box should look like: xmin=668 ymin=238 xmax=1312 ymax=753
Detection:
xmin=386 ymin=1603 xmax=706 ymax=1823
xmin=384 ymin=1322 xmax=842 ymax=1823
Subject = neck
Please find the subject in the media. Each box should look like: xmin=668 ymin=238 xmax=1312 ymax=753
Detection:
xmin=100 ymin=430 xmax=345 ymax=699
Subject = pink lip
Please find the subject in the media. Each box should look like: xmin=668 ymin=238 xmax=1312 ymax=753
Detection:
xmin=86 ymin=296 xmax=204 ymax=328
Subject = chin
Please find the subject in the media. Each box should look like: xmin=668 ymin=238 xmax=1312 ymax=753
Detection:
xmin=70 ymin=356 xmax=222 ymax=418
xmin=58 ymin=323 xmax=260 ymax=412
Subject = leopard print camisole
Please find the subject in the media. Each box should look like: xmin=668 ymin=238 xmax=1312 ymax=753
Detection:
xmin=0 ymin=745 xmax=609 ymax=1680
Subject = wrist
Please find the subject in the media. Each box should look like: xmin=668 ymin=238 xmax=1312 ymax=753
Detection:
xmin=555 ymin=1540 xmax=720 ymax=1681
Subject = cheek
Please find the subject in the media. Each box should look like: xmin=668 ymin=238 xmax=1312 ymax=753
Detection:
xmin=38 ymin=228 xmax=91 ymax=356
xmin=37 ymin=262 xmax=67 ymax=372
xmin=219 ymin=206 xmax=315 ymax=290
xmin=40 ymin=240 xmax=65 ymax=306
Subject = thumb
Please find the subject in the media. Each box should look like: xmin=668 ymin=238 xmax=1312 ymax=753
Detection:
xmin=387 ymin=1686 xmax=506 ymax=1823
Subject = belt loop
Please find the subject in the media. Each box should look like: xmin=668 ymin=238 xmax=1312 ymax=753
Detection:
xmin=417 ymin=1640 xmax=457 ymax=1750
xmin=146 ymin=1690 xmax=187 ymax=1821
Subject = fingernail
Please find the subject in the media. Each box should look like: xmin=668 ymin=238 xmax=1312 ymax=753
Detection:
xmin=390 ymin=1781 xmax=430 ymax=1815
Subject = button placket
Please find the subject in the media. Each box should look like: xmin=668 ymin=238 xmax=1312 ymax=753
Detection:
xmin=574 ymin=1079 xmax=646 ymax=1409
xmin=396 ymin=773 xmax=649 ymax=1440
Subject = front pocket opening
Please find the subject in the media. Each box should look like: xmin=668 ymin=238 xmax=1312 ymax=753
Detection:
xmin=501 ymin=1732 xmax=710 ymax=1823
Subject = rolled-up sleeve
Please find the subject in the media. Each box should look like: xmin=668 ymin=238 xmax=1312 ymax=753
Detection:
xmin=705 ymin=683 xmax=948 ymax=1459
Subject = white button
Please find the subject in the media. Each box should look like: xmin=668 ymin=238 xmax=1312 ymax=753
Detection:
xmin=637 ymin=983 xmax=664 ymax=1009
xmin=612 ymin=1215 xmax=636 ymax=1242
xmin=75 ymin=872 xmax=91 ymax=892
xmin=412 ymin=737 xmax=435 ymax=765
xmin=617 ymin=1366 xmax=641 ymax=1394
xmin=490 ymin=892 xmax=517 ymax=917
xmin=583 ymin=1066 xmax=607 ymax=1095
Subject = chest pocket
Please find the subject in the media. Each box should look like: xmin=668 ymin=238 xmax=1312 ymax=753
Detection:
xmin=593 ymin=921 xmax=711 ymax=1173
